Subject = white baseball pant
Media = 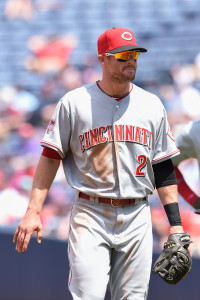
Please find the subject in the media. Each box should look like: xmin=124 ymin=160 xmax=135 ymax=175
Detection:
xmin=68 ymin=194 xmax=153 ymax=300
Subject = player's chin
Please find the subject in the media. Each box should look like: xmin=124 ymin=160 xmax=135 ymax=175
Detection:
xmin=123 ymin=72 xmax=136 ymax=82
xmin=123 ymin=67 xmax=136 ymax=76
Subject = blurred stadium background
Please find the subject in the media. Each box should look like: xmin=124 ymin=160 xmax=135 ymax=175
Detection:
xmin=0 ymin=0 xmax=200 ymax=299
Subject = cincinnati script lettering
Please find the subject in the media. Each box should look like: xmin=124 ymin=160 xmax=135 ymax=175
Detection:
xmin=79 ymin=124 xmax=152 ymax=152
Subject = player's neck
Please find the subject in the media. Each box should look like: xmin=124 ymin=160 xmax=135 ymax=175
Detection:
xmin=98 ymin=79 xmax=132 ymax=98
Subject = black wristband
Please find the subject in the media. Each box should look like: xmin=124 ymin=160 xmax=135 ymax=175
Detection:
xmin=164 ymin=203 xmax=182 ymax=226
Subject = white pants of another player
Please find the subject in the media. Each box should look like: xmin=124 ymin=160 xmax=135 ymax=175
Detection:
xmin=68 ymin=193 xmax=153 ymax=300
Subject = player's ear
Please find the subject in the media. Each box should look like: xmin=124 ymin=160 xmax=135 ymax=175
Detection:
xmin=98 ymin=55 xmax=106 ymax=64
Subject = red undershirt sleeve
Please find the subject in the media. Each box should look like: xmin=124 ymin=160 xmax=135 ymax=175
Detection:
xmin=41 ymin=146 xmax=62 ymax=160
xmin=174 ymin=166 xmax=198 ymax=206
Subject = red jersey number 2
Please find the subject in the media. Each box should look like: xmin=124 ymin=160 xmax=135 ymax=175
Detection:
xmin=136 ymin=155 xmax=147 ymax=177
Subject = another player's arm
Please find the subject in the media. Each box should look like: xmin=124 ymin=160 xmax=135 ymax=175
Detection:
xmin=174 ymin=166 xmax=200 ymax=209
xmin=13 ymin=155 xmax=60 ymax=253
xmin=172 ymin=123 xmax=200 ymax=209
xmin=153 ymin=159 xmax=184 ymax=234
xmin=173 ymin=150 xmax=200 ymax=210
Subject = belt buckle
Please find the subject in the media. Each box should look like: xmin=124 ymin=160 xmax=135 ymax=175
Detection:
xmin=111 ymin=198 xmax=120 ymax=207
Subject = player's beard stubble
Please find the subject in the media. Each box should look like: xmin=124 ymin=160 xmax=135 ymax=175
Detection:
xmin=108 ymin=64 xmax=137 ymax=83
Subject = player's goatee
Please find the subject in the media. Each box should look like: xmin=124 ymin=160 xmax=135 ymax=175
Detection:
xmin=110 ymin=72 xmax=136 ymax=83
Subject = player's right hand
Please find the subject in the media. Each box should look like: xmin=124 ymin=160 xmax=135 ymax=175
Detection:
xmin=13 ymin=211 xmax=43 ymax=253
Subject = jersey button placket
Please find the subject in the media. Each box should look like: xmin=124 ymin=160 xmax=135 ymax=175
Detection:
xmin=113 ymin=104 xmax=124 ymax=197
xmin=115 ymin=104 xmax=120 ymax=120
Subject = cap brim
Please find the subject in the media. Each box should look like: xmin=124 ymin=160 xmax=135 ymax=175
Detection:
xmin=108 ymin=45 xmax=147 ymax=53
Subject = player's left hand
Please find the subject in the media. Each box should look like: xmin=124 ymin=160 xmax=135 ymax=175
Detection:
xmin=152 ymin=232 xmax=192 ymax=284
xmin=169 ymin=225 xmax=184 ymax=235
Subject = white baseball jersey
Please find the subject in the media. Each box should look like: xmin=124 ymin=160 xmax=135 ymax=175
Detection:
xmin=172 ymin=120 xmax=200 ymax=169
xmin=41 ymin=81 xmax=179 ymax=198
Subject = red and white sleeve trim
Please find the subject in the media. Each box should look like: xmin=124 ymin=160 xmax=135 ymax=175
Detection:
xmin=41 ymin=140 xmax=65 ymax=159
xmin=42 ymin=147 xmax=62 ymax=160
xmin=152 ymin=149 xmax=180 ymax=164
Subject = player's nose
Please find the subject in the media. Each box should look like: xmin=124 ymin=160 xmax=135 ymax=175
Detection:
xmin=127 ymin=54 xmax=137 ymax=63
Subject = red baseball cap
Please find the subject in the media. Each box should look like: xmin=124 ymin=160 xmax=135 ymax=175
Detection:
xmin=98 ymin=28 xmax=147 ymax=55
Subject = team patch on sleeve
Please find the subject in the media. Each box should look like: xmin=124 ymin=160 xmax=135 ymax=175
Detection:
xmin=46 ymin=119 xmax=56 ymax=134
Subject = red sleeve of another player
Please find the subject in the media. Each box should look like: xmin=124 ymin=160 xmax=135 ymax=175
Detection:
xmin=175 ymin=166 xmax=198 ymax=206
xmin=42 ymin=146 xmax=62 ymax=160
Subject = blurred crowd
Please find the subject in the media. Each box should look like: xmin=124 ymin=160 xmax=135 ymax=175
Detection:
xmin=1 ymin=0 xmax=200 ymax=256
xmin=4 ymin=0 xmax=64 ymax=20
xmin=0 ymin=50 xmax=101 ymax=241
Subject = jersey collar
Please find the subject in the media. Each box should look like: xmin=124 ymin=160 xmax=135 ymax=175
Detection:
xmin=96 ymin=81 xmax=133 ymax=102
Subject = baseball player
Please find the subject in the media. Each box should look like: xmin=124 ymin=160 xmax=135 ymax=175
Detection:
xmin=172 ymin=120 xmax=200 ymax=211
xmin=13 ymin=28 xmax=187 ymax=300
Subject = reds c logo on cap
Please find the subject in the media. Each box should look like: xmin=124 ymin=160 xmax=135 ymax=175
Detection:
xmin=121 ymin=32 xmax=133 ymax=41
